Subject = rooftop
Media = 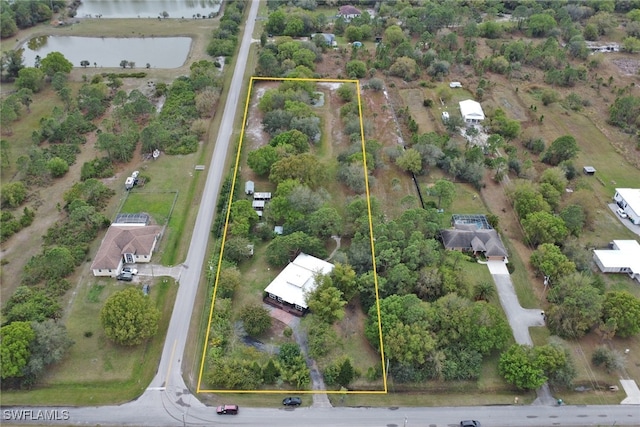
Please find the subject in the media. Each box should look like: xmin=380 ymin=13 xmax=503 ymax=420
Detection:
xmin=616 ymin=188 xmax=640 ymax=213
xmin=594 ymin=240 xmax=640 ymax=274
xmin=264 ymin=253 xmax=334 ymax=309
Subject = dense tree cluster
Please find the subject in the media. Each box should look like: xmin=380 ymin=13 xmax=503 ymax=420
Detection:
xmin=365 ymin=293 xmax=510 ymax=382
xmin=100 ymin=288 xmax=160 ymax=346
xmin=499 ymin=342 xmax=576 ymax=390
xmin=0 ymin=0 xmax=65 ymax=39
xmin=206 ymin=1 xmax=245 ymax=57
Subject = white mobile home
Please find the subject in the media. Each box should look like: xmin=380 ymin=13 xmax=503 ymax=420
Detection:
xmin=614 ymin=188 xmax=640 ymax=225
xmin=459 ymin=99 xmax=485 ymax=124
xmin=593 ymin=240 xmax=640 ymax=283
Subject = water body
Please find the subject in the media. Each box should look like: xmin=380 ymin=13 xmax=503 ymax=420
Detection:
xmin=75 ymin=0 xmax=222 ymax=19
xmin=21 ymin=36 xmax=191 ymax=69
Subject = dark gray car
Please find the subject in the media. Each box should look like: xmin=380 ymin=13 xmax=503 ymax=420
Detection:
xmin=282 ymin=397 xmax=301 ymax=406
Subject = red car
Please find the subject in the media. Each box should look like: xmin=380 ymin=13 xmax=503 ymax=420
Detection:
xmin=216 ymin=404 xmax=238 ymax=415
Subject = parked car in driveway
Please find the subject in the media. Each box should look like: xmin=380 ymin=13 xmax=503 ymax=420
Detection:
xmin=216 ymin=404 xmax=238 ymax=415
xmin=616 ymin=207 xmax=628 ymax=219
xmin=282 ymin=397 xmax=302 ymax=406
xmin=116 ymin=272 xmax=133 ymax=282
xmin=123 ymin=267 xmax=138 ymax=275
xmin=460 ymin=421 xmax=481 ymax=427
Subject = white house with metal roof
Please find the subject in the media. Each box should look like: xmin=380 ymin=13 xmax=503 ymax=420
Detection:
xmin=459 ymin=99 xmax=485 ymax=124
xmin=264 ymin=253 xmax=334 ymax=313
xmin=614 ymin=188 xmax=640 ymax=225
xmin=593 ymin=240 xmax=640 ymax=283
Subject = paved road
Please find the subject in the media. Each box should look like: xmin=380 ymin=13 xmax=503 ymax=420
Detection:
xmin=3 ymin=404 xmax=638 ymax=426
xmin=3 ymin=3 xmax=639 ymax=426
xmin=133 ymin=0 xmax=261 ymax=418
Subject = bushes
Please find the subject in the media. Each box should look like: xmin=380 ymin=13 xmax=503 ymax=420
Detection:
xmin=592 ymin=346 xmax=624 ymax=373
xmin=80 ymin=157 xmax=114 ymax=181
xmin=1 ymin=182 xmax=27 ymax=208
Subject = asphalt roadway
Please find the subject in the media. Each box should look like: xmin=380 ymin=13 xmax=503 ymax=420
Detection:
xmin=2 ymin=1 xmax=639 ymax=426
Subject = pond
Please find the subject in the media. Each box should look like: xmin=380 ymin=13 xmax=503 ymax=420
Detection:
xmin=75 ymin=0 xmax=222 ymax=19
xmin=21 ymin=36 xmax=191 ymax=69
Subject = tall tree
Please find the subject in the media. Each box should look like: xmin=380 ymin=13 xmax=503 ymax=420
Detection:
xmin=431 ymin=179 xmax=456 ymax=209
xmin=307 ymin=275 xmax=346 ymax=323
xmin=100 ymin=288 xmax=160 ymax=346
xmin=601 ymin=291 xmax=640 ymax=338
xmin=542 ymin=135 xmax=579 ymax=166
xmin=546 ymin=273 xmax=603 ymax=339
xmin=522 ymin=210 xmax=569 ymax=246
xmin=0 ymin=321 xmax=35 ymax=380
xmin=39 ymin=52 xmax=73 ymax=77
xmin=396 ymin=148 xmax=422 ymax=174
xmin=23 ymin=320 xmax=73 ymax=385
xmin=240 ymin=304 xmax=272 ymax=337
xmin=498 ymin=344 xmax=546 ymax=390
xmin=530 ymin=243 xmax=576 ymax=282
xmin=269 ymin=153 xmax=327 ymax=189
xmin=15 ymin=67 xmax=44 ymax=92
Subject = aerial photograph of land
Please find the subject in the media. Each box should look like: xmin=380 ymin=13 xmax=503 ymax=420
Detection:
xmin=1 ymin=0 xmax=639 ymax=426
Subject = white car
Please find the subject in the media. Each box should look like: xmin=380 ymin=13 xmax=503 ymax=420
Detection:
xmin=123 ymin=267 xmax=138 ymax=275
xmin=616 ymin=208 xmax=628 ymax=219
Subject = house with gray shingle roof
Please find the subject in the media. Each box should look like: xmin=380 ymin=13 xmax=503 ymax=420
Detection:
xmin=440 ymin=223 xmax=508 ymax=261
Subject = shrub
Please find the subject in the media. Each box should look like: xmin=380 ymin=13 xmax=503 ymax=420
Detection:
xmin=592 ymin=346 xmax=625 ymax=373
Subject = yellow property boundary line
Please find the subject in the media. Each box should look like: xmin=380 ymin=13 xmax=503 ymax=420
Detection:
xmin=196 ymin=76 xmax=386 ymax=394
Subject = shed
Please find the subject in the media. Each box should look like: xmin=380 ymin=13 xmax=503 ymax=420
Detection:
xmin=583 ymin=166 xmax=596 ymax=175
xmin=459 ymin=99 xmax=485 ymax=123
xmin=245 ymin=181 xmax=254 ymax=195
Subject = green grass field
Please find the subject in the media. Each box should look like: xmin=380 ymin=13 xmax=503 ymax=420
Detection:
xmin=0 ymin=278 xmax=177 ymax=405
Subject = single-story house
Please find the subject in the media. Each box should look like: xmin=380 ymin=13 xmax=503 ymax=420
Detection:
xmin=593 ymin=240 xmax=640 ymax=283
xmin=338 ymin=5 xmax=361 ymax=22
xmin=614 ymin=188 xmax=640 ymax=225
xmin=440 ymin=223 xmax=508 ymax=261
xmin=91 ymin=224 xmax=162 ymax=277
xmin=264 ymin=253 xmax=334 ymax=314
xmin=459 ymin=99 xmax=485 ymax=124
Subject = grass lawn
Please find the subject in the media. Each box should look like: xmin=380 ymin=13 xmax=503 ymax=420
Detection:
xmin=0 ymin=84 xmax=69 ymax=181
xmin=1 ymin=278 xmax=177 ymax=405
xmin=119 ymin=190 xmax=177 ymax=225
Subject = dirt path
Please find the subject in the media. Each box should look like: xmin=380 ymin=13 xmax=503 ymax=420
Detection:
xmin=0 ymin=131 xmax=105 ymax=302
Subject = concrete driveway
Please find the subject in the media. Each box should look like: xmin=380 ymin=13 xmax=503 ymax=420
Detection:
xmin=134 ymin=263 xmax=183 ymax=281
xmin=486 ymin=260 xmax=554 ymax=405
xmin=608 ymin=203 xmax=640 ymax=237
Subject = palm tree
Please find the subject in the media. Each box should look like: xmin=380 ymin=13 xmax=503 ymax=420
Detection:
xmin=473 ymin=281 xmax=495 ymax=302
